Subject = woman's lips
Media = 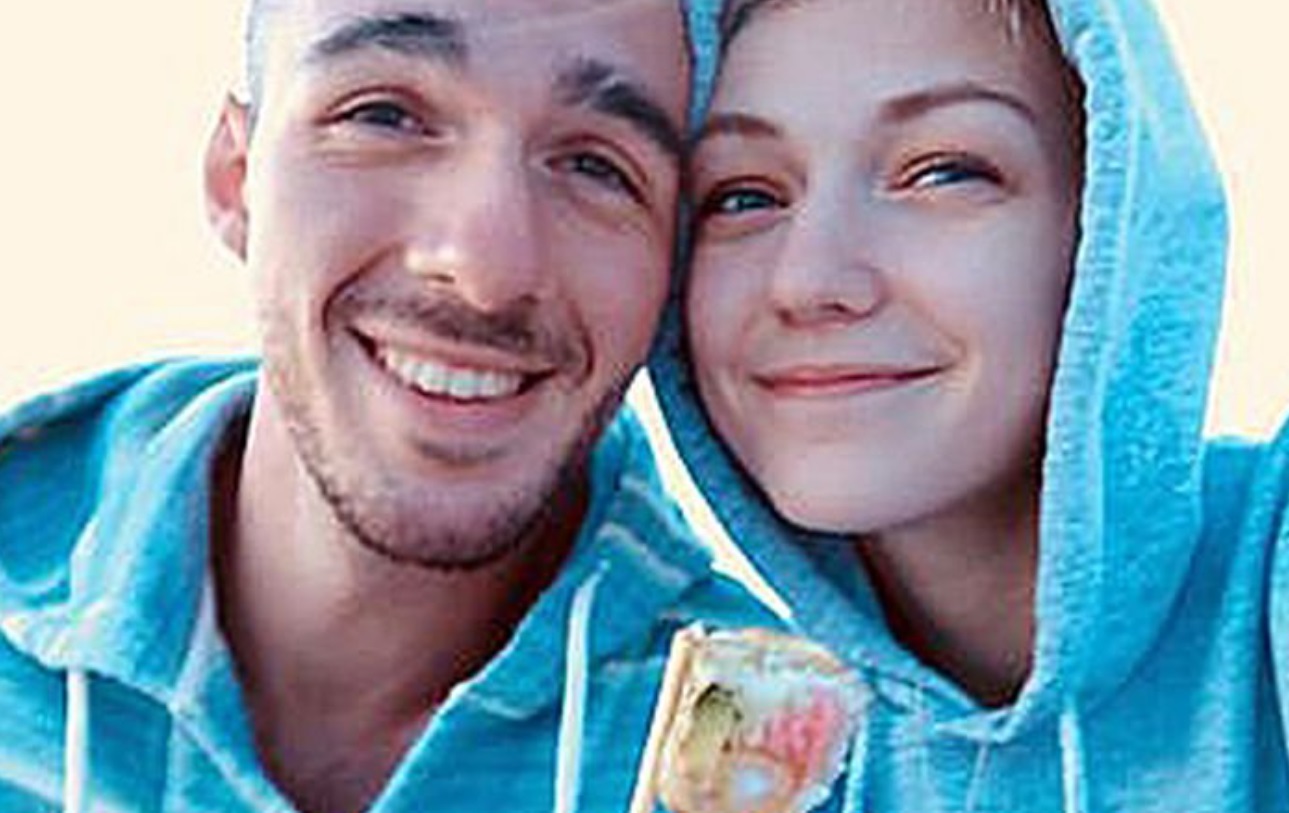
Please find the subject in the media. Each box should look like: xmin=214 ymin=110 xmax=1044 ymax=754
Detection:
xmin=752 ymin=364 xmax=941 ymax=398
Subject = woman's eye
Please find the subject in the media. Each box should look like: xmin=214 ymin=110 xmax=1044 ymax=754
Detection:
xmin=903 ymin=155 xmax=1003 ymax=190
xmin=700 ymin=186 xmax=782 ymax=218
xmin=558 ymin=151 xmax=641 ymax=200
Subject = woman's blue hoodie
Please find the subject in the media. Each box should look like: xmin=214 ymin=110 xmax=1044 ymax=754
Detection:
xmin=653 ymin=0 xmax=1289 ymax=809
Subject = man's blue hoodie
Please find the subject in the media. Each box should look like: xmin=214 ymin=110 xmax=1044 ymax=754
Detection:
xmin=652 ymin=0 xmax=1289 ymax=809
xmin=0 ymin=358 xmax=771 ymax=812
xmin=0 ymin=3 xmax=786 ymax=810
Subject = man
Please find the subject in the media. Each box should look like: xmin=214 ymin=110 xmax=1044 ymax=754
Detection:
xmin=0 ymin=0 xmax=764 ymax=810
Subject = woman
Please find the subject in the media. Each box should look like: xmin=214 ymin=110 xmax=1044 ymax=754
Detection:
xmin=651 ymin=0 xmax=1289 ymax=808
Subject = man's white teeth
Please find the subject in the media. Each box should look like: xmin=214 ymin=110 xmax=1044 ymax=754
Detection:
xmin=379 ymin=347 xmax=525 ymax=400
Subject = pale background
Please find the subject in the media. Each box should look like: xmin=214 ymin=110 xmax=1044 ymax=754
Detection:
xmin=2 ymin=0 xmax=1286 ymax=442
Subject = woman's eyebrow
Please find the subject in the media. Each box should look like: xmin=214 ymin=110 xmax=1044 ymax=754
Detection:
xmin=880 ymin=81 xmax=1039 ymax=126
xmin=695 ymin=112 xmax=784 ymax=145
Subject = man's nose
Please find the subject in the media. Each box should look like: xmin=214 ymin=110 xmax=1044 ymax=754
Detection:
xmin=403 ymin=144 xmax=547 ymax=312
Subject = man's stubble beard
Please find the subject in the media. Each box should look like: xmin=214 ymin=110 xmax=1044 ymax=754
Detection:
xmin=259 ymin=313 xmax=629 ymax=573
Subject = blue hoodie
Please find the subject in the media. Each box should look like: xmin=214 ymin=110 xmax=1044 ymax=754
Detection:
xmin=653 ymin=0 xmax=1289 ymax=809
xmin=0 ymin=358 xmax=771 ymax=812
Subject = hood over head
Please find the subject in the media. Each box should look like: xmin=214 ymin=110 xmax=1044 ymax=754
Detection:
xmin=654 ymin=0 xmax=1228 ymax=740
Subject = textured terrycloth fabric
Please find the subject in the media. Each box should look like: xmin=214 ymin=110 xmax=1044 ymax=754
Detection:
xmin=0 ymin=358 xmax=771 ymax=812
xmin=652 ymin=0 xmax=1289 ymax=809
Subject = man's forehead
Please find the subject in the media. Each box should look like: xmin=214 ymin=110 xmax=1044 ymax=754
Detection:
xmin=258 ymin=0 xmax=690 ymax=107
xmin=276 ymin=0 xmax=683 ymax=47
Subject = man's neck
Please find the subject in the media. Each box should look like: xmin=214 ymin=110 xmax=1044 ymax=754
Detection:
xmin=209 ymin=410 xmax=585 ymax=813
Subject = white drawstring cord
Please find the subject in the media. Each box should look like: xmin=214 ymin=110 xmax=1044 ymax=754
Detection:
xmin=841 ymin=707 xmax=870 ymax=813
xmin=63 ymin=669 xmax=90 ymax=813
xmin=553 ymin=565 xmax=606 ymax=813
xmin=835 ymin=672 xmax=877 ymax=813
xmin=1060 ymin=703 xmax=1087 ymax=813
xmin=961 ymin=740 xmax=993 ymax=813
xmin=912 ymin=686 xmax=945 ymax=813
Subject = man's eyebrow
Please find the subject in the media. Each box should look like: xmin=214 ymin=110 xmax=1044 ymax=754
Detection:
xmin=556 ymin=58 xmax=684 ymax=164
xmin=695 ymin=111 xmax=783 ymax=144
xmin=305 ymin=12 xmax=467 ymax=67
xmin=881 ymin=81 xmax=1038 ymax=126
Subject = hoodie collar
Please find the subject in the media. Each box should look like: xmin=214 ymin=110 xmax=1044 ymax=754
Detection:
xmin=459 ymin=410 xmax=716 ymax=718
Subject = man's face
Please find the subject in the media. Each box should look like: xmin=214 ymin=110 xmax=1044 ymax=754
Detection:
xmin=209 ymin=0 xmax=687 ymax=567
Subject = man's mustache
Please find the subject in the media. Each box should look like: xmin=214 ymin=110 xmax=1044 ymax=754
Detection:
xmin=333 ymin=289 xmax=585 ymax=371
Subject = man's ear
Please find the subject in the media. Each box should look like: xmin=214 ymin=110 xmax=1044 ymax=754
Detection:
xmin=205 ymin=95 xmax=252 ymax=259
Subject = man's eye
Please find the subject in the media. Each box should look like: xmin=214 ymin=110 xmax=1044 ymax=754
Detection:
xmin=337 ymin=100 xmax=422 ymax=134
xmin=558 ymin=151 xmax=641 ymax=200
xmin=699 ymin=186 xmax=783 ymax=218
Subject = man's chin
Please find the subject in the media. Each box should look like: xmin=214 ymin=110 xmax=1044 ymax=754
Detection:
xmin=313 ymin=466 xmax=572 ymax=572
xmin=330 ymin=387 xmax=625 ymax=572
xmin=350 ymin=497 xmax=560 ymax=572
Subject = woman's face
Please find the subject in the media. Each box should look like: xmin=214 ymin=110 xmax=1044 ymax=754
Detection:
xmin=687 ymin=0 xmax=1081 ymax=535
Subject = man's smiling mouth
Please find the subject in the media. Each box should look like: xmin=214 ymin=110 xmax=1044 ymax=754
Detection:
xmin=373 ymin=343 xmax=540 ymax=403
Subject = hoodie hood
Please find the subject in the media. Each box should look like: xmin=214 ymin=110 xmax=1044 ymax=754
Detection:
xmin=0 ymin=359 xmax=258 ymax=691
xmin=654 ymin=0 xmax=1228 ymax=741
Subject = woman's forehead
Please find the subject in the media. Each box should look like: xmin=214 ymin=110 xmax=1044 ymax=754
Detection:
xmin=711 ymin=0 xmax=1074 ymax=129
